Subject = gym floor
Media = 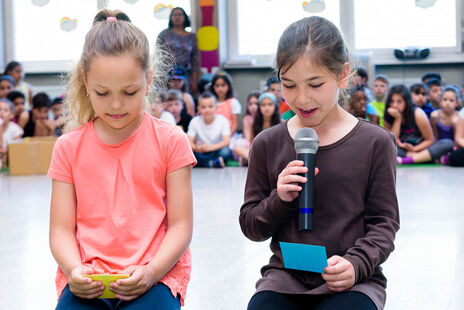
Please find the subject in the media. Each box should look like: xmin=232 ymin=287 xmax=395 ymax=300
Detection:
xmin=1 ymin=166 xmax=463 ymax=309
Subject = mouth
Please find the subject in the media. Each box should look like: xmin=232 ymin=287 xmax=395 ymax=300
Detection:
xmin=298 ymin=108 xmax=318 ymax=118
xmin=107 ymin=113 xmax=128 ymax=119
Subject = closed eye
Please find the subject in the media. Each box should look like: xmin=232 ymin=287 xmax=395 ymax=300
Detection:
xmin=95 ymin=91 xmax=108 ymax=97
xmin=309 ymin=83 xmax=324 ymax=88
xmin=282 ymin=84 xmax=295 ymax=89
xmin=124 ymin=90 xmax=138 ymax=96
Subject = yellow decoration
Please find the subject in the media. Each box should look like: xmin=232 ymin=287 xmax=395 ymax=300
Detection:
xmin=83 ymin=274 xmax=130 ymax=298
xmin=197 ymin=26 xmax=219 ymax=51
xmin=200 ymin=0 xmax=214 ymax=6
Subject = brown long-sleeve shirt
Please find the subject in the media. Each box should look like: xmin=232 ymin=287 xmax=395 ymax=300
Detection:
xmin=239 ymin=119 xmax=399 ymax=310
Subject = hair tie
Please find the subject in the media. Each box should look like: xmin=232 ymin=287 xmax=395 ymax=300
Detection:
xmin=107 ymin=16 xmax=117 ymax=21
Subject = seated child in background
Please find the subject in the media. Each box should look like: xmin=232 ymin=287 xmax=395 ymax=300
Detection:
xmin=449 ymin=108 xmax=464 ymax=166
xmin=0 ymin=75 xmax=15 ymax=99
xmin=164 ymin=89 xmax=192 ymax=132
xmin=370 ymin=74 xmax=389 ymax=127
xmin=167 ymin=66 xmax=195 ymax=116
xmin=3 ymin=61 xmax=34 ymax=109
xmin=348 ymin=85 xmax=379 ymax=124
xmin=397 ymin=85 xmax=459 ymax=165
xmin=266 ymin=77 xmax=291 ymax=119
xmin=410 ymin=83 xmax=434 ymax=118
xmin=18 ymin=92 xmax=55 ymax=137
xmin=51 ymin=96 xmax=65 ymax=136
xmin=426 ymin=78 xmax=442 ymax=109
xmin=187 ymin=92 xmax=231 ymax=168
xmin=150 ymin=93 xmax=176 ymax=126
xmin=6 ymin=91 xmax=26 ymax=123
xmin=354 ymin=67 xmax=375 ymax=102
xmin=210 ymin=72 xmax=241 ymax=136
xmin=0 ymin=98 xmax=23 ymax=168
xmin=233 ymin=92 xmax=281 ymax=164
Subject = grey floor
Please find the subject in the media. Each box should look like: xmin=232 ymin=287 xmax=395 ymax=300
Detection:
xmin=1 ymin=166 xmax=463 ymax=310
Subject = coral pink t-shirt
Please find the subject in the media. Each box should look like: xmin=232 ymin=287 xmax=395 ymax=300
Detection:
xmin=47 ymin=112 xmax=196 ymax=305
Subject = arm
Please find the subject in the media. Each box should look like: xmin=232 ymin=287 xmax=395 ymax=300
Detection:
xmin=189 ymin=34 xmax=200 ymax=93
xmin=188 ymin=135 xmax=199 ymax=152
xmin=111 ymin=165 xmax=193 ymax=301
xmin=231 ymin=114 xmax=239 ymax=135
xmin=201 ymin=135 xmax=230 ymax=152
xmin=411 ymin=108 xmax=434 ymax=152
xmin=384 ymin=108 xmax=402 ymax=139
xmin=368 ymin=114 xmax=379 ymax=125
xmin=50 ymin=180 xmax=103 ymax=299
xmin=343 ymin=132 xmax=400 ymax=284
xmin=18 ymin=111 xmax=29 ymax=129
xmin=455 ymin=116 xmax=464 ymax=148
xmin=239 ymin=138 xmax=308 ymax=241
xmin=242 ymin=116 xmax=253 ymax=143
xmin=183 ymin=93 xmax=195 ymax=117
xmin=429 ymin=111 xmax=439 ymax=140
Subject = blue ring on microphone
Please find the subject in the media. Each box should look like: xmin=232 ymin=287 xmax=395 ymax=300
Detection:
xmin=299 ymin=208 xmax=313 ymax=214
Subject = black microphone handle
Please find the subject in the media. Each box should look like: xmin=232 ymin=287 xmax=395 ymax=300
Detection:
xmin=297 ymin=152 xmax=316 ymax=231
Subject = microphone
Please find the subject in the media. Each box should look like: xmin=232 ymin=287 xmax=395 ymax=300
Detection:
xmin=294 ymin=128 xmax=319 ymax=231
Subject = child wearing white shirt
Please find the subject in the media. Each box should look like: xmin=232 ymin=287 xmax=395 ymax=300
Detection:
xmin=187 ymin=92 xmax=232 ymax=167
xmin=0 ymin=98 xmax=23 ymax=168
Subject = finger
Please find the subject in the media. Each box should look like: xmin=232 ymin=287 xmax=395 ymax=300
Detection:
xmin=278 ymin=184 xmax=302 ymax=193
xmin=327 ymin=255 xmax=341 ymax=267
xmin=315 ymin=167 xmax=319 ymax=176
xmin=280 ymin=175 xmax=307 ymax=185
xmin=285 ymin=160 xmax=305 ymax=168
xmin=74 ymin=291 xmax=103 ymax=299
xmin=280 ymin=166 xmax=308 ymax=178
xmin=74 ymin=275 xmax=93 ymax=285
xmin=70 ymin=284 xmax=104 ymax=296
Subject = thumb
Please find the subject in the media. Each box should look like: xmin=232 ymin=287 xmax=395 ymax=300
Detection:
xmin=327 ymin=255 xmax=341 ymax=267
xmin=81 ymin=266 xmax=94 ymax=275
xmin=121 ymin=265 xmax=137 ymax=275
xmin=315 ymin=167 xmax=320 ymax=176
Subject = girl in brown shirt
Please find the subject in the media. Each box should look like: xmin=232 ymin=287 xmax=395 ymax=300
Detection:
xmin=240 ymin=16 xmax=399 ymax=310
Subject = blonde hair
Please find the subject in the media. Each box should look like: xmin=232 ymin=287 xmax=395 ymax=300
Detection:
xmin=64 ymin=9 xmax=171 ymax=131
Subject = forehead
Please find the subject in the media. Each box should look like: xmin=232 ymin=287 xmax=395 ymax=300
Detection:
xmin=374 ymin=80 xmax=387 ymax=85
xmin=86 ymin=55 xmax=146 ymax=84
xmin=199 ymin=97 xmax=215 ymax=106
xmin=260 ymin=98 xmax=274 ymax=105
xmin=0 ymin=80 xmax=13 ymax=86
xmin=281 ymin=56 xmax=333 ymax=81
xmin=0 ymin=101 xmax=11 ymax=110
xmin=443 ymin=90 xmax=456 ymax=98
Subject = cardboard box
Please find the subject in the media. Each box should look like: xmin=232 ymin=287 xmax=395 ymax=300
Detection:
xmin=7 ymin=137 xmax=57 ymax=175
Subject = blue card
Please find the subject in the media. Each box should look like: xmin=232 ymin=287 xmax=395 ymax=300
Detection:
xmin=280 ymin=242 xmax=328 ymax=273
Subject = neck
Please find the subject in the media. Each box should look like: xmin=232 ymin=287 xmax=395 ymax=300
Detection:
xmin=441 ymin=109 xmax=455 ymax=117
xmin=203 ymin=115 xmax=214 ymax=124
xmin=375 ymin=95 xmax=385 ymax=102
xmin=263 ymin=116 xmax=272 ymax=128
xmin=175 ymin=114 xmax=181 ymax=122
xmin=95 ymin=111 xmax=144 ymax=145
xmin=172 ymin=26 xmax=185 ymax=32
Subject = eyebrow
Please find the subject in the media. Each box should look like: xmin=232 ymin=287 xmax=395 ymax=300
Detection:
xmin=95 ymin=84 xmax=139 ymax=88
xmin=280 ymin=76 xmax=322 ymax=82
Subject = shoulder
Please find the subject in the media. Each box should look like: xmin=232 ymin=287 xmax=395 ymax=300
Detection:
xmin=57 ymin=123 xmax=89 ymax=145
xmin=414 ymin=106 xmax=428 ymax=119
xmin=158 ymin=29 xmax=170 ymax=37
xmin=253 ymin=122 xmax=288 ymax=146
xmin=215 ymin=114 xmax=229 ymax=124
xmin=430 ymin=109 xmax=439 ymax=118
xmin=357 ymin=119 xmax=396 ymax=146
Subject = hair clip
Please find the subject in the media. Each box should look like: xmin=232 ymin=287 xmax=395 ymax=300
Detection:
xmin=107 ymin=16 xmax=117 ymax=21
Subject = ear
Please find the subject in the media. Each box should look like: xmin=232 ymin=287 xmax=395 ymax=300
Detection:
xmin=338 ymin=62 xmax=351 ymax=89
xmin=146 ymin=69 xmax=154 ymax=96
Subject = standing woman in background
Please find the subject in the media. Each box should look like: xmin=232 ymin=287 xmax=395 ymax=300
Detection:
xmin=157 ymin=7 xmax=200 ymax=94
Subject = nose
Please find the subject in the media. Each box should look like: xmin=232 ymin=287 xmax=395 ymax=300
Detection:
xmin=109 ymin=96 xmax=123 ymax=110
xmin=295 ymin=86 xmax=308 ymax=106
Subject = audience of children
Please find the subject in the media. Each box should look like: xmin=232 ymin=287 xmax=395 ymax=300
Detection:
xmin=19 ymin=92 xmax=55 ymax=137
xmin=233 ymin=92 xmax=281 ymax=163
xmin=164 ymin=89 xmax=192 ymax=132
xmin=370 ymin=74 xmax=389 ymax=126
xmin=0 ymin=75 xmax=15 ymax=99
xmin=167 ymin=66 xmax=195 ymax=116
xmin=187 ymin=92 xmax=232 ymax=168
xmin=0 ymin=98 xmax=24 ymax=168
xmin=210 ymin=72 xmax=241 ymax=136
xmin=449 ymin=108 xmax=464 ymax=166
xmin=51 ymin=96 xmax=65 ymax=136
xmin=348 ymin=85 xmax=379 ymax=124
xmin=3 ymin=61 xmax=33 ymax=109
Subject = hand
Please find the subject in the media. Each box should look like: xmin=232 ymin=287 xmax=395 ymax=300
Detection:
xmin=277 ymin=160 xmax=319 ymax=202
xmin=110 ymin=265 xmax=158 ymax=301
xmin=321 ymin=256 xmax=355 ymax=292
xmin=68 ymin=265 xmax=104 ymax=299
xmin=199 ymin=144 xmax=214 ymax=152
xmin=387 ymin=107 xmax=402 ymax=119
xmin=398 ymin=141 xmax=414 ymax=151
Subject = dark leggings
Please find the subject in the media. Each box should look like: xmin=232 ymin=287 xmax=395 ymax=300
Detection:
xmin=248 ymin=291 xmax=377 ymax=310
xmin=449 ymin=148 xmax=464 ymax=166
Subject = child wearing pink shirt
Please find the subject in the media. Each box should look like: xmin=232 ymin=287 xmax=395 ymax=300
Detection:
xmin=48 ymin=10 xmax=195 ymax=310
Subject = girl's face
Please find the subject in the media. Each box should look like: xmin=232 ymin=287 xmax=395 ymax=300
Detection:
xmin=84 ymin=54 xmax=152 ymax=133
xmin=247 ymin=96 xmax=258 ymax=116
xmin=9 ymin=65 xmax=23 ymax=83
xmin=411 ymin=88 xmax=427 ymax=107
xmin=350 ymin=91 xmax=367 ymax=117
xmin=169 ymin=78 xmax=184 ymax=91
xmin=259 ymin=98 xmax=275 ymax=118
xmin=280 ymin=56 xmax=349 ymax=128
xmin=389 ymin=93 xmax=406 ymax=113
xmin=13 ymin=97 xmax=26 ymax=116
xmin=440 ymin=91 xmax=457 ymax=113
xmin=0 ymin=80 xmax=13 ymax=98
xmin=0 ymin=101 xmax=13 ymax=122
xmin=171 ymin=9 xmax=185 ymax=27
xmin=213 ymin=78 xmax=229 ymax=100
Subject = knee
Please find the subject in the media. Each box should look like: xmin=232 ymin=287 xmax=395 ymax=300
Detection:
xmin=219 ymin=147 xmax=232 ymax=159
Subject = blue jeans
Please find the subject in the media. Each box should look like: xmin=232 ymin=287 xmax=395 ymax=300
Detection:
xmin=56 ymin=283 xmax=180 ymax=310
xmin=194 ymin=147 xmax=232 ymax=167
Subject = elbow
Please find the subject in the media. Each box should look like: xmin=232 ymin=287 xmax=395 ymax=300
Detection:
xmin=239 ymin=212 xmax=269 ymax=242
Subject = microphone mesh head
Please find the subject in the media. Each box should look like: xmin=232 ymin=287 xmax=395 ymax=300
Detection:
xmin=294 ymin=128 xmax=319 ymax=154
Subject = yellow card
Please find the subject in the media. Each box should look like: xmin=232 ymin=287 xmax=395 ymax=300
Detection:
xmin=83 ymin=274 xmax=130 ymax=299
